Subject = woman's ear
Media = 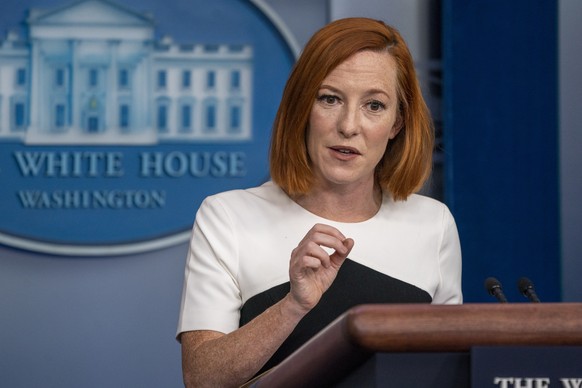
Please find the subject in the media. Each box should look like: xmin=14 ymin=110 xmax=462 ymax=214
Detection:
xmin=389 ymin=115 xmax=403 ymax=139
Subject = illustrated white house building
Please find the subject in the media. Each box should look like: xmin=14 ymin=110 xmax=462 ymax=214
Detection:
xmin=0 ymin=0 xmax=253 ymax=144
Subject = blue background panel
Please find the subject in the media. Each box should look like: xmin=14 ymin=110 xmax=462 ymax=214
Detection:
xmin=443 ymin=0 xmax=560 ymax=302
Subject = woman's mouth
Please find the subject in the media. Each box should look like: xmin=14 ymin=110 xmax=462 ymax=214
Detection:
xmin=330 ymin=146 xmax=360 ymax=155
xmin=329 ymin=146 xmax=361 ymax=160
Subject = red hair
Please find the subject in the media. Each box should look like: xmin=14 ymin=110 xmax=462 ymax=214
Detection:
xmin=269 ymin=18 xmax=434 ymax=201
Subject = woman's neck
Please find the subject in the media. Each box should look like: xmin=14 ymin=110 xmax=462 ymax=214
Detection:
xmin=292 ymin=181 xmax=383 ymax=223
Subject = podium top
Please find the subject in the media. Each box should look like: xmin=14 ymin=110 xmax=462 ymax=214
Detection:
xmin=344 ymin=302 xmax=582 ymax=351
xmin=252 ymin=303 xmax=582 ymax=387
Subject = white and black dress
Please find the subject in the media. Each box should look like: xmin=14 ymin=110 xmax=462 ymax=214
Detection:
xmin=177 ymin=181 xmax=462 ymax=373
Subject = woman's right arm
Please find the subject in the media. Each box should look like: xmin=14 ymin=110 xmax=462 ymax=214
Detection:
xmin=181 ymin=293 xmax=306 ymax=387
xmin=180 ymin=223 xmax=354 ymax=387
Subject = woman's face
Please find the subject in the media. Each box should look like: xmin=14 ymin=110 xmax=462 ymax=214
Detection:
xmin=307 ymin=50 xmax=401 ymax=191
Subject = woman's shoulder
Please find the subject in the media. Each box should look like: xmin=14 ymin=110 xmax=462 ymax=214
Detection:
xmin=205 ymin=180 xmax=279 ymax=200
xmin=388 ymin=192 xmax=448 ymax=208
xmin=201 ymin=180 xmax=289 ymax=211
xmin=383 ymin=193 xmax=454 ymax=221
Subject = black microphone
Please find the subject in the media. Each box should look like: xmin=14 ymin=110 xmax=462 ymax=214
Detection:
xmin=517 ymin=277 xmax=541 ymax=303
xmin=484 ymin=277 xmax=508 ymax=303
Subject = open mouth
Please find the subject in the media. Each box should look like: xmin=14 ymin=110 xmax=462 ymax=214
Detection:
xmin=330 ymin=146 xmax=360 ymax=155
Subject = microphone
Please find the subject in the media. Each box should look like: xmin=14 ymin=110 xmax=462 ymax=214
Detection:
xmin=517 ymin=277 xmax=541 ymax=303
xmin=484 ymin=277 xmax=508 ymax=303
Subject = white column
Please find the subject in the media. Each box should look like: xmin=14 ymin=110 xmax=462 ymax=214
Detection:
xmin=108 ymin=40 xmax=119 ymax=133
xmin=70 ymin=39 xmax=79 ymax=132
xmin=29 ymin=38 xmax=41 ymax=133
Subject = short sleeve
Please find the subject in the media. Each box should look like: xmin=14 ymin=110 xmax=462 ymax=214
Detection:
xmin=176 ymin=196 xmax=242 ymax=339
xmin=432 ymin=206 xmax=463 ymax=304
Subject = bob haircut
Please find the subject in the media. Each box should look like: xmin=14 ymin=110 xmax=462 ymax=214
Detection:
xmin=269 ymin=17 xmax=434 ymax=201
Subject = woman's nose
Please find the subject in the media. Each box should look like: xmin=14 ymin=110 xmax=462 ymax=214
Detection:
xmin=337 ymin=106 xmax=360 ymax=138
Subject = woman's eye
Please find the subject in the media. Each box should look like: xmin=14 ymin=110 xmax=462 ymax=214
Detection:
xmin=317 ymin=95 xmax=338 ymax=104
xmin=368 ymin=100 xmax=386 ymax=111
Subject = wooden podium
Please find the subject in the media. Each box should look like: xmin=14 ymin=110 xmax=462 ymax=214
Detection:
xmin=251 ymin=303 xmax=582 ymax=387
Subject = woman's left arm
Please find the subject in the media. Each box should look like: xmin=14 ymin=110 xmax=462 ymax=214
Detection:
xmin=434 ymin=206 xmax=463 ymax=304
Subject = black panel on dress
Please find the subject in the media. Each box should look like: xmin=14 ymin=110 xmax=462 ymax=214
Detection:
xmin=239 ymin=259 xmax=432 ymax=375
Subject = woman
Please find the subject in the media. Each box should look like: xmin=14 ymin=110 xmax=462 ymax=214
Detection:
xmin=177 ymin=17 xmax=462 ymax=387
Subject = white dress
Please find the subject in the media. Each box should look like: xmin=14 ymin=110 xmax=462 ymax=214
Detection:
xmin=177 ymin=180 xmax=462 ymax=338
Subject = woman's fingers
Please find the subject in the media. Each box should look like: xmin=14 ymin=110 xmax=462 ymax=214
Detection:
xmin=329 ymin=237 xmax=354 ymax=266
xmin=291 ymin=223 xmax=354 ymax=274
xmin=288 ymin=224 xmax=355 ymax=312
xmin=299 ymin=224 xmax=349 ymax=256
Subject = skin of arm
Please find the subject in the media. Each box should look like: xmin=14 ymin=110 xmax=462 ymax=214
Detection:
xmin=181 ymin=223 xmax=354 ymax=387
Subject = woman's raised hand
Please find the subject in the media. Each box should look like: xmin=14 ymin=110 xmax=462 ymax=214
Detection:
xmin=287 ymin=223 xmax=354 ymax=313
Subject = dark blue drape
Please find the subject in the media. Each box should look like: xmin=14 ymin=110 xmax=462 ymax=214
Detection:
xmin=442 ymin=0 xmax=560 ymax=302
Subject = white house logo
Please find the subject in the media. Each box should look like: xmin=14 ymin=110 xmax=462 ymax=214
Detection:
xmin=0 ymin=0 xmax=297 ymax=255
